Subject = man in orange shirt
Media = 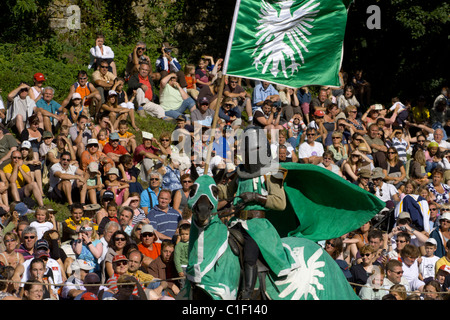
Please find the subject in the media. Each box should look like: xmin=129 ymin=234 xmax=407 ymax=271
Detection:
xmin=80 ymin=138 xmax=114 ymax=173
xmin=137 ymin=224 xmax=161 ymax=270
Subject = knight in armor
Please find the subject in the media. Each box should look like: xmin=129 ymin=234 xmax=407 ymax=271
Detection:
xmin=217 ymin=126 xmax=287 ymax=300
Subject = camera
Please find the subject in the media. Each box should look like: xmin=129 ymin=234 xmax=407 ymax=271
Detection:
xmin=368 ymin=181 xmax=376 ymax=194
xmin=399 ymin=226 xmax=407 ymax=232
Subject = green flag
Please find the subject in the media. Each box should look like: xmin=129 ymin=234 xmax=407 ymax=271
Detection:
xmin=223 ymin=0 xmax=351 ymax=88
xmin=266 ymin=163 xmax=386 ymax=242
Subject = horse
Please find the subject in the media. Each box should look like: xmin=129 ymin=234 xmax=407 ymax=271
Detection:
xmin=177 ymin=174 xmax=360 ymax=300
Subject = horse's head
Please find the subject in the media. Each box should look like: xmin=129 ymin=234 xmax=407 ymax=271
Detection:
xmin=188 ymin=175 xmax=219 ymax=227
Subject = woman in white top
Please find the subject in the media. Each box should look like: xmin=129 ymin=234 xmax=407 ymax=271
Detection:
xmin=28 ymin=73 xmax=46 ymax=103
xmin=89 ymin=33 xmax=117 ymax=76
xmin=0 ymin=232 xmax=25 ymax=269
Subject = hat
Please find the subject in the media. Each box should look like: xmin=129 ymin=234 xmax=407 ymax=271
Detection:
xmin=83 ymin=204 xmax=101 ymax=211
xmin=14 ymin=202 xmax=29 ymax=216
xmin=87 ymin=138 xmax=98 ymax=146
xmin=80 ymin=292 xmax=98 ymax=300
xmin=102 ymin=190 xmax=115 ymax=200
xmin=428 ymin=141 xmax=439 ymax=148
xmin=358 ymin=143 xmax=370 ymax=153
xmin=176 ymin=115 xmax=186 ymax=122
xmin=108 ymin=90 xmax=117 ymax=96
xmin=373 ymin=104 xmax=384 ymax=110
xmin=314 ymin=110 xmax=325 ymax=117
xmin=425 ymin=238 xmax=438 ymax=246
xmin=398 ymin=212 xmax=411 ymax=220
xmin=438 ymin=265 xmax=450 ymax=274
xmin=84 ymin=272 xmax=100 ymax=284
xmin=35 ymin=249 xmax=50 ymax=259
xmin=42 ymin=131 xmax=53 ymax=139
xmin=20 ymin=140 xmax=32 ymax=150
xmin=371 ymin=167 xmax=385 ymax=180
xmin=199 ymin=97 xmax=210 ymax=105
xmin=87 ymin=161 xmax=99 ymax=173
xmin=107 ymin=167 xmax=119 ymax=176
xmin=35 ymin=239 xmax=49 ymax=250
xmin=34 ymin=73 xmax=45 ymax=82
xmin=72 ymin=92 xmax=82 ymax=100
xmin=109 ymin=132 xmax=120 ymax=140
xmin=71 ymin=259 xmax=94 ymax=272
xmin=358 ymin=169 xmax=372 ymax=179
xmin=142 ymin=131 xmax=153 ymax=140
xmin=440 ymin=212 xmax=450 ymax=221
xmin=141 ymin=224 xmax=155 ymax=234
xmin=112 ymin=254 xmax=128 ymax=263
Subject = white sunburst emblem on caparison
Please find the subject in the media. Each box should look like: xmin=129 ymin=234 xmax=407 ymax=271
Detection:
xmin=252 ymin=0 xmax=320 ymax=78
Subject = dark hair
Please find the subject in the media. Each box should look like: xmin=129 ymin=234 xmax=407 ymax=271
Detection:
xmin=179 ymin=223 xmax=191 ymax=233
xmin=70 ymin=202 xmax=84 ymax=213
xmin=109 ymin=230 xmax=130 ymax=249
xmin=77 ymin=70 xmax=88 ymax=78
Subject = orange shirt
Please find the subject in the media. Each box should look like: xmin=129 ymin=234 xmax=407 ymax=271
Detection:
xmin=185 ymin=75 xmax=196 ymax=89
xmin=138 ymin=242 xmax=161 ymax=260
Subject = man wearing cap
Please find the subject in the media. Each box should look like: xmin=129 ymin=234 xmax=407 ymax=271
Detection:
xmin=49 ymin=151 xmax=89 ymax=205
xmin=35 ymin=86 xmax=67 ymax=132
xmin=103 ymin=131 xmax=129 ymax=165
xmin=92 ymin=60 xmax=117 ymax=105
xmin=138 ymin=224 xmax=162 ymax=267
xmin=298 ymin=128 xmax=324 ymax=165
xmin=306 ymin=109 xmax=328 ymax=142
xmin=4 ymin=150 xmax=44 ymax=207
xmin=429 ymin=211 xmax=450 ymax=258
xmin=6 ymin=82 xmax=37 ymax=135
xmin=128 ymin=61 xmax=166 ymax=119
xmin=219 ymin=97 xmax=242 ymax=128
xmin=155 ymin=42 xmax=187 ymax=88
xmin=13 ymin=239 xmax=65 ymax=293
xmin=190 ymin=96 xmax=215 ymax=128
xmin=80 ymin=137 xmax=114 ymax=173
xmin=106 ymin=254 xmax=140 ymax=295
xmin=133 ymin=132 xmax=164 ymax=181
xmin=159 ymin=73 xmax=196 ymax=120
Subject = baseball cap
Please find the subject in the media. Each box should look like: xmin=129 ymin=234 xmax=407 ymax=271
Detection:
xmin=142 ymin=131 xmax=153 ymax=140
xmin=87 ymin=138 xmax=99 ymax=146
xmin=440 ymin=212 xmax=450 ymax=221
xmin=314 ymin=110 xmax=325 ymax=117
xmin=42 ymin=131 xmax=53 ymax=139
xmin=108 ymin=90 xmax=117 ymax=96
xmin=107 ymin=167 xmax=119 ymax=176
xmin=34 ymin=73 xmax=46 ymax=82
xmin=199 ymin=97 xmax=209 ymax=105
xmin=35 ymin=249 xmax=50 ymax=259
xmin=35 ymin=239 xmax=49 ymax=250
xmin=102 ymin=190 xmax=115 ymax=201
xmin=20 ymin=141 xmax=32 ymax=150
xmin=372 ymin=104 xmax=383 ymax=110
xmin=425 ymin=238 xmax=437 ymax=246
xmin=72 ymin=92 xmax=82 ymax=100
xmin=112 ymin=255 xmax=128 ymax=263
xmin=398 ymin=212 xmax=411 ymax=220
xmin=109 ymin=132 xmax=120 ymax=141
xmin=87 ymin=161 xmax=99 ymax=173
xmin=176 ymin=115 xmax=186 ymax=122
xmin=71 ymin=259 xmax=94 ymax=272
xmin=14 ymin=202 xmax=29 ymax=216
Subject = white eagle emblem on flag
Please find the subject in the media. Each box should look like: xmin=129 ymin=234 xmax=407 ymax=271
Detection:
xmin=252 ymin=0 xmax=320 ymax=78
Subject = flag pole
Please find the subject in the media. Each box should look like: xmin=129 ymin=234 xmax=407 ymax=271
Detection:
xmin=204 ymin=75 xmax=226 ymax=175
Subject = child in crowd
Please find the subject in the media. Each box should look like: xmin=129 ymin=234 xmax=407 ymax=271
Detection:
xmin=104 ymin=167 xmax=129 ymax=206
xmin=97 ymin=128 xmax=109 ymax=151
xmin=30 ymin=206 xmax=55 ymax=240
xmin=184 ymin=64 xmax=198 ymax=100
xmin=400 ymin=244 xmax=425 ymax=292
xmin=86 ymin=161 xmax=104 ymax=205
xmin=174 ymin=222 xmax=191 ymax=289
xmin=122 ymin=192 xmax=148 ymax=226
xmin=39 ymin=131 xmax=56 ymax=163
xmin=419 ymin=238 xmax=440 ymax=283
xmin=98 ymin=201 xmax=119 ymax=236
xmin=117 ymin=120 xmax=137 ymax=154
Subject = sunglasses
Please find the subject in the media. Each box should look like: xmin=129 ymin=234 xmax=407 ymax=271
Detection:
xmin=396 ymin=240 xmax=406 ymax=243
xmin=115 ymin=237 xmax=126 ymax=242
xmin=24 ymin=236 xmax=36 ymax=240
xmin=361 ymin=253 xmax=372 ymax=257
xmin=100 ymin=66 xmax=109 ymax=69
xmin=332 ymin=137 xmax=341 ymax=139
xmin=390 ymin=270 xmax=404 ymax=275
xmin=61 ymin=158 xmax=71 ymax=161
xmin=325 ymin=242 xmax=335 ymax=247
xmin=4 ymin=239 xmax=16 ymax=243
xmin=114 ymin=260 xmax=128 ymax=266
xmin=142 ymin=233 xmax=154 ymax=238
xmin=160 ymin=139 xmax=170 ymax=142
xmin=230 ymin=81 xmax=238 ymax=84
xmin=182 ymin=180 xmax=193 ymax=183
xmin=441 ymin=209 xmax=450 ymax=212
xmin=12 ymin=156 xmax=22 ymax=159
xmin=150 ymin=178 xmax=160 ymax=181
xmin=306 ymin=133 xmax=316 ymax=137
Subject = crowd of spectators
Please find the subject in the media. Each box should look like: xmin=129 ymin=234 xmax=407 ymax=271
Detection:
xmin=0 ymin=33 xmax=449 ymax=300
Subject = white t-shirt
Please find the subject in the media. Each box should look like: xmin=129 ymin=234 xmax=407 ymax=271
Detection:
xmin=21 ymin=257 xmax=64 ymax=298
xmin=419 ymin=255 xmax=440 ymax=280
xmin=30 ymin=221 xmax=54 ymax=240
xmin=49 ymin=162 xmax=78 ymax=192
xmin=402 ymin=260 xmax=425 ymax=291
xmin=298 ymin=141 xmax=324 ymax=159
xmin=375 ymin=182 xmax=398 ymax=202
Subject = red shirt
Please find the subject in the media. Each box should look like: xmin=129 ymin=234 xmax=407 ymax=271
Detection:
xmin=102 ymin=143 xmax=128 ymax=156
xmin=138 ymin=74 xmax=153 ymax=101
xmin=133 ymin=144 xmax=160 ymax=165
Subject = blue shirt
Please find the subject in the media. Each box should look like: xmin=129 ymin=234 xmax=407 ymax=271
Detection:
xmin=36 ymin=98 xmax=61 ymax=122
xmin=146 ymin=206 xmax=181 ymax=239
xmin=140 ymin=187 xmax=160 ymax=210
xmin=252 ymin=83 xmax=279 ymax=109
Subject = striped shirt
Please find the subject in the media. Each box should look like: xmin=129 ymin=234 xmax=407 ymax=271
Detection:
xmin=146 ymin=206 xmax=181 ymax=239
xmin=391 ymin=137 xmax=408 ymax=162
